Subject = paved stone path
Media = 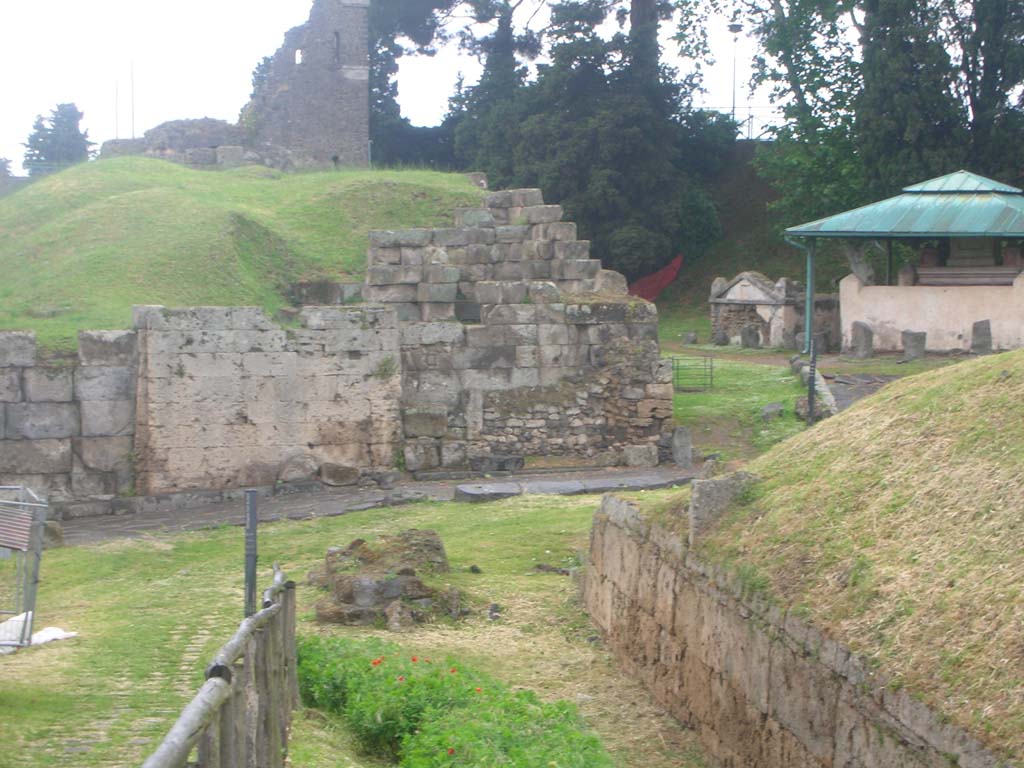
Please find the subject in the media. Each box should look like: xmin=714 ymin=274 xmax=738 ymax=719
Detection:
xmin=62 ymin=466 xmax=694 ymax=546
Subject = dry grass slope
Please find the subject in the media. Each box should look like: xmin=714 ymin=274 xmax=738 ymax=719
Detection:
xmin=701 ymin=350 xmax=1024 ymax=759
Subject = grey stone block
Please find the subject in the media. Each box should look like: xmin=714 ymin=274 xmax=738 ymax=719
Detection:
xmin=216 ymin=145 xmax=245 ymax=167
xmin=417 ymin=283 xmax=458 ymax=303
xmin=504 ymin=324 xmax=538 ymax=345
xmin=528 ymin=281 xmax=561 ymax=303
xmin=901 ymin=330 xmax=927 ymax=360
xmin=426 ymin=265 xmax=460 ymax=284
xmin=0 ymin=332 xmax=36 ymax=367
xmin=480 ymin=305 xmax=538 ymax=325
xmin=0 ymin=369 xmax=21 ymax=402
xmin=367 ymin=265 xmax=422 ymax=285
xmin=369 ymin=229 xmax=432 ymax=248
xmin=493 ymin=263 xmax=525 ymax=280
xmin=460 ymin=368 xmax=512 ymax=390
xmin=521 ymin=205 xmax=563 ymax=224
xmin=80 ymin=399 xmax=135 ymax=437
xmin=713 ymin=329 xmax=729 ymax=346
xmin=320 ymin=463 xmax=359 ymax=486
xmin=401 ymin=322 xmax=465 ymax=347
xmin=404 ymin=437 xmax=440 ymax=472
xmin=464 ymin=228 xmax=497 ymax=245
xmin=75 ymin=366 xmax=135 ymax=401
xmin=474 ymin=282 xmax=503 ymax=305
xmin=6 ymin=403 xmax=80 ymax=439
xmin=532 ymin=222 xmax=577 ymax=241
xmin=400 ymin=246 xmax=425 ymax=266
xmin=741 ymin=324 xmax=762 ymax=349
xmin=454 ymin=482 xmax=523 ymax=503
xmin=465 ymin=326 xmax=508 ymax=347
xmin=432 ymin=228 xmax=470 ymax=247
xmin=454 ymin=208 xmax=496 ymax=228
xmin=23 ymin=367 xmax=73 ymax=402
xmin=363 ymin=284 xmax=418 ymax=304
xmin=971 ymin=319 xmax=992 ymax=355
xmin=74 ymin=435 xmax=133 ymax=473
xmin=0 ymin=438 xmax=73 ymax=473
xmin=761 ymin=402 xmax=784 ymax=422
xmin=522 ymin=261 xmax=551 ymax=279
xmin=78 ymin=330 xmax=138 ymax=366
xmin=671 ymin=427 xmax=693 ymax=468
xmin=404 ymin=407 xmax=449 ymax=438
xmin=185 ymin=147 xmax=217 ymax=165
xmin=555 ymin=260 xmax=602 ymax=280
xmin=469 ymin=455 xmax=525 ymax=472
xmin=368 ymin=245 xmax=401 ymax=265
xmin=440 ymin=440 xmax=468 ymax=468
xmin=453 ymin=346 xmax=516 ymax=370
xmin=689 ymin=471 xmax=757 ymax=546
xmin=623 ymin=444 xmax=659 ymax=468
xmin=850 ymin=321 xmax=873 ymax=358
xmin=421 ymin=303 xmax=456 ymax=321
xmin=554 ymin=241 xmax=591 ymax=260
xmin=495 ymin=225 xmax=531 ymax=243
xmin=594 ymin=270 xmax=628 ymax=295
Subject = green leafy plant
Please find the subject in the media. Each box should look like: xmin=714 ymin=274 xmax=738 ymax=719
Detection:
xmin=298 ymin=636 xmax=614 ymax=767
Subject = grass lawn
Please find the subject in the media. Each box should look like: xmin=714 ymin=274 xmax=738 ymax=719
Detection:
xmin=0 ymin=158 xmax=484 ymax=351
xmin=670 ymin=353 xmax=807 ymax=459
xmin=0 ymin=494 xmax=706 ymax=768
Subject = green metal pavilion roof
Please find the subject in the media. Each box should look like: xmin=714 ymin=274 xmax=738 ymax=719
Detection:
xmin=786 ymin=170 xmax=1024 ymax=239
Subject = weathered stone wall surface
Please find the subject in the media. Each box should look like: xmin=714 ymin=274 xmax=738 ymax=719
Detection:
xmin=133 ymin=304 xmax=400 ymax=495
xmin=584 ymin=494 xmax=1006 ymax=768
xmin=366 ymin=189 xmax=672 ymax=472
xmin=0 ymin=330 xmax=137 ymax=502
xmin=244 ymin=0 xmax=369 ymax=168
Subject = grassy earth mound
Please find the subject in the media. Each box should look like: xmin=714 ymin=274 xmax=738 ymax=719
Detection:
xmin=700 ymin=350 xmax=1024 ymax=759
xmin=0 ymin=157 xmax=483 ymax=350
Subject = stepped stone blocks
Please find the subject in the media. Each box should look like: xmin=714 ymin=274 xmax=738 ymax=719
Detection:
xmin=133 ymin=305 xmax=401 ymax=495
xmin=0 ymin=331 xmax=138 ymax=502
xmin=368 ymin=188 xmax=672 ymax=472
xmin=584 ymin=494 xmax=1006 ymax=768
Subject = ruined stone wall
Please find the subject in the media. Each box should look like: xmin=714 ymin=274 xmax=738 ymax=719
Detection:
xmin=244 ymin=0 xmax=369 ymax=167
xmin=365 ymin=189 xmax=673 ymax=473
xmin=584 ymin=494 xmax=1005 ymax=768
xmin=133 ymin=305 xmax=400 ymax=495
xmin=0 ymin=331 xmax=137 ymax=503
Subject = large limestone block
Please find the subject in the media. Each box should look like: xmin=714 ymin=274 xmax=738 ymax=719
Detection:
xmin=77 ymin=330 xmax=137 ymax=366
xmin=0 ymin=438 xmax=73 ymax=473
xmin=403 ymin=437 xmax=440 ymax=472
xmin=74 ymin=366 xmax=136 ymax=401
xmin=623 ymin=444 xmax=659 ymax=467
xmin=363 ymin=285 xmax=417 ymax=304
xmin=901 ymin=330 xmax=927 ymax=360
xmin=23 ymin=367 xmax=73 ymax=402
xmin=0 ymin=332 xmax=36 ymax=367
xmin=369 ymin=229 xmax=432 ymax=248
xmin=452 ymin=346 xmax=516 ymax=370
xmin=367 ymin=265 xmax=423 ymax=286
xmin=74 ymin=435 xmax=133 ymax=473
xmin=416 ymin=283 xmax=458 ymax=303
xmin=520 ymin=205 xmax=563 ymax=224
xmin=454 ymin=208 xmax=496 ymax=228
xmin=400 ymin=322 xmax=465 ymax=347
xmin=80 ymin=399 xmax=135 ymax=437
xmin=0 ymin=369 xmax=21 ymax=402
xmin=850 ymin=321 xmax=874 ymax=358
xmin=5 ymin=403 xmax=80 ymax=439
xmin=403 ymin=407 xmax=449 ymax=438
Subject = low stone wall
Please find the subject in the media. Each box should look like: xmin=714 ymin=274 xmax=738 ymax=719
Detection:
xmin=0 ymin=330 xmax=137 ymax=501
xmin=583 ymin=492 xmax=1005 ymax=768
xmin=840 ymin=272 xmax=1024 ymax=352
xmin=133 ymin=305 xmax=401 ymax=495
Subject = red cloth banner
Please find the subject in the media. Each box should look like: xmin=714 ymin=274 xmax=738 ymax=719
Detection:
xmin=627 ymin=254 xmax=684 ymax=302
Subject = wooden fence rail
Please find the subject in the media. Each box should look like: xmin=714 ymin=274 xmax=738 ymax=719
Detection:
xmin=142 ymin=565 xmax=299 ymax=768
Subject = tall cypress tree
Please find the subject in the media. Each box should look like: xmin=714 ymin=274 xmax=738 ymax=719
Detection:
xmin=23 ymin=103 xmax=94 ymax=177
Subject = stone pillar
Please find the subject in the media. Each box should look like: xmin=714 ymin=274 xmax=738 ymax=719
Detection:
xmin=850 ymin=321 xmax=874 ymax=359
xmin=901 ymin=330 xmax=927 ymax=360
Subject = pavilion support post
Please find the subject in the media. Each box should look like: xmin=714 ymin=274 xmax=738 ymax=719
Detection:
xmin=803 ymin=238 xmax=816 ymax=354
xmin=887 ymin=240 xmax=893 ymax=285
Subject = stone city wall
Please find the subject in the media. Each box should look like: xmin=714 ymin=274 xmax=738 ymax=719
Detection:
xmin=0 ymin=330 xmax=137 ymax=502
xmin=584 ymin=492 xmax=1005 ymax=768
xmin=133 ymin=304 xmax=400 ymax=496
xmin=1 ymin=188 xmax=672 ymax=513
xmin=367 ymin=189 xmax=673 ymax=472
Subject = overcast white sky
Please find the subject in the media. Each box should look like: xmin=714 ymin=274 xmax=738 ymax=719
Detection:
xmin=0 ymin=1 xmax=774 ymax=175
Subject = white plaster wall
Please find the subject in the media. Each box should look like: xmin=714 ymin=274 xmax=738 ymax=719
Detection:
xmin=840 ymin=273 xmax=1024 ymax=352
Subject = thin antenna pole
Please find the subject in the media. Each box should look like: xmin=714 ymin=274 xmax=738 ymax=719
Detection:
xmin=115 ymin=81 xmax=119 ymax=139
xmin=130 ymin=61 xmax=136 ymax=139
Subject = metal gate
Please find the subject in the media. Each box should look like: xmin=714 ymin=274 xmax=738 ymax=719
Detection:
xmin=0 ymin=487 xmax=47 ymax=649
xmin=672 ymin=355 xmax=715 ymax=392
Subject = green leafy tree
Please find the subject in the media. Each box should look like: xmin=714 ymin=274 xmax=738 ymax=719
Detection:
xmin=23 ymin=103 xmax=94 ymax=176
xmin=0 ymin=158 xmax=11 ymax=178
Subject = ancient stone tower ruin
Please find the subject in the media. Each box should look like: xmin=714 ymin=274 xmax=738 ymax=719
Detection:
xmin=243 ymin=0 xmax=370 ymax=167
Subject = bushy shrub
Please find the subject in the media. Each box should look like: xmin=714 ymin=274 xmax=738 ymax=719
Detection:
xmin=297 ymin=636 xmax=613 ymax=767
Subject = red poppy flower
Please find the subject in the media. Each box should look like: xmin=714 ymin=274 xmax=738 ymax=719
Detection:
xmin=411 ymin=656 xmax=418 ymax=662
xmin=475 ymin=687 xmax=482 ymax=693
xmin=398 ymin=675 xmax=406 ymax=682
xmin=447 ymin=748 xmax=455 ymax=756
xmin=371 ymin=658 xmax=383 ymax=667
xmin=449 ymin=667 xmax=457 ymax=674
